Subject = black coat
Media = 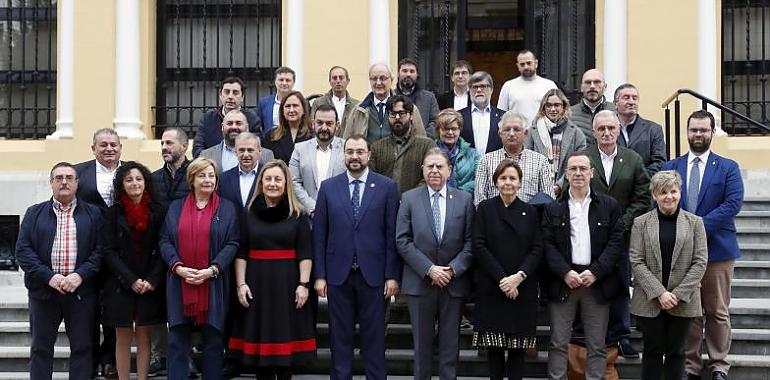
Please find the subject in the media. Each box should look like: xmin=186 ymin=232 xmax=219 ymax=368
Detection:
xmin=100 ymin=201 xmax=167 ymax=327
xmin=541 ymin=189 xmax=625 ymax=304
xmin=472 ymin=196 xmax=542 ymax=335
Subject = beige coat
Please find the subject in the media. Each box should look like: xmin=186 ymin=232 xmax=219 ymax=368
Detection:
xmin=630 ymin=209 xmax=708 ymax=318
xmin=342 ymin=103 xmax=427 ymax=139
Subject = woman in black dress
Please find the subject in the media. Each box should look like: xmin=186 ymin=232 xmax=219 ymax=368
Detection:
xmin=101 ymin=161 xmax=166 ymax=380
xmin=228 ymin=159 xmax=316 ymax=380
xmin=263 ymin=90 xmax=313 ymax=164
xmin=472 ymin=160 xmax=543 ymax=380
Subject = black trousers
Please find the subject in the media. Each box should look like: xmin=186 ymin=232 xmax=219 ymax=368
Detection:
xmin=487 ymin=348 xmax=525 ymax=380
xmin=638 ymin=312 xmax=692 ymax=380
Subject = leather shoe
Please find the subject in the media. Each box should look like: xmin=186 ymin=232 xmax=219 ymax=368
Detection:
xmin=684 ymin=372 xmax=700 ymax=380
xmin=618 ymin=338 xmax=640 ymax=359
xmin=712 ymin=371 xmax=728 ymax=380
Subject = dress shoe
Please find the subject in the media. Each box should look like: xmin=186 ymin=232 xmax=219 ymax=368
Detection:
xmin=684 ymin=372 xmax=700 ymax=380
xmin=712 ymin=371 xmax=728 ymax=380
xmin=101 ymin=363 xmax=118 ymax=379
xmin=618 ymin=338 xmax=640 ymax=359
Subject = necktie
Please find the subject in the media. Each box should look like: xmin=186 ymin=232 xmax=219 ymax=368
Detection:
xmin=432 ymin=192 xmax=442 ymax=239
xmin=376 ymin=103 xmax=385 ymax=122
xmin=351 ymin=179 xmax=362 ymax=270
xmin=686 ymin=157 xmax=701 ymax=212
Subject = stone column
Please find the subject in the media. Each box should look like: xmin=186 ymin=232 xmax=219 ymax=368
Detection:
xmin=368 ymin=0 xmax=390 ymax=65
xmin=286 ymin=0 xmax=305 ymax=91
xmin=47 ymin=0 xmax=75 ymax=139
xmin=113 ymin=0 xmax=145 ymax=139
xmin=603 ymin=0 xmax=627 ymax=99
xmin=698 ymin=0 xmax=726 ymax=134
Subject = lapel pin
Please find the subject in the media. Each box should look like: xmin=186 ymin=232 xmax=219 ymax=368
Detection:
xmin=712 ymin=161 xmax=716 ymax=166
xmin=449 ymin=194 xmax=453 ymax=199
xmin=370 ymin=183 xmax=375 ymax=188
xmin=619 ymin=158 xmax=623 ymax=163
xmin=522 ymin=212 xmax=526 ymax=216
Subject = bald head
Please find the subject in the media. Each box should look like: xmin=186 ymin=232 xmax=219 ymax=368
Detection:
xmin=580 ymin=69 xmax=607 ymax=104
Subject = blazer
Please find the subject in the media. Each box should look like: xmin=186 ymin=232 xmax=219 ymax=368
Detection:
xmin=524 ymin=118 xmax=587 ymax=185
xmin=312 ymin=90 xmax=360 ymax=130
xmin=396 ymin=186 xmax=474 ymax=297
xmin=198 ymin=142 xmax=275 ymax=176
xmin=217 ymin=164 xmax=260 ymax=209
xmin=342 ymin=92 xmax=428 ymax=140
xmin=312 ymin=170 xmax=401 ymax=287
xmin=541 ymin=190 xmax=626 ymax=303
xmin=192 ymin=108 xmax=262 ymax=158
xmin=630 ymin=209 xmax=708 ymax=318
xmin=256 ymin=95 xmax=278 ymax=137
xmin=74 ymin=159 xmax=111 ymax=209
xmin=585 ymin=145 xmax=651 ymax=232
xmin=617 ymin=115 xmax=667 ymax=176
xmin=289 ymin=137 xmax=347 ymax=212
xmin=370 ymin=135 xmax=437 ymax=194
xmin=15 ymin=198 xmax=103 ymax=300
xmin=437 ymin=89 xmax=471 ymax=111
xmin=159 ymin=195 xmax=239 ymax=332
xmin=662 ymin=152 xmax=744 ymax=261
xmin=459 ymin=105 xmax=504 ymax=153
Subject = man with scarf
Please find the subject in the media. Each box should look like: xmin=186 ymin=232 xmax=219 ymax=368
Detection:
xmin=394 ymin=58 xmax=440 ymax=139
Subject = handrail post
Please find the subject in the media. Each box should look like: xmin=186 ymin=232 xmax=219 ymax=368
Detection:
xmin=664 ymin=106 xmax=671 ymax=160
xmin=674 ymin=99 xmax=682 ymax=157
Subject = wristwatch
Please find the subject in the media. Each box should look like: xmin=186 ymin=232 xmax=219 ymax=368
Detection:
xmin=299 ymin=281 xmax=310 ymax=289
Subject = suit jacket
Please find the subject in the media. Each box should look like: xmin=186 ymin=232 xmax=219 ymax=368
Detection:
xmin=192 ymin=108 xmax=262 ymax=158
xmin=662 ymin=152 xmax=744 ymax=261
xmin=585 ymin=145 xmax=651 ymax=232
xmin=218 ymin=165 xmax=260 ymax=209
xmin=199 ymin=142 xmax=275 ymax=176
xmin=256 ymin=95 xmax=277 ymax=137
xmin=437 ymin=89 xmax=471 ymax=111
xmin=370 ymin=135 xmax=437 ymax=194
xmin=459 ymin=106 xmax=504 ymax=153
xmin=542 ymin=190 xmax=626 ymax=303
xmin=618 ymin=115 xmax=667 ymax=176
xmin=524 ymin=118 xmax=587 ymax=185
xmin=342 ymin=92 xmax=428 ymax=140
xmin=630 ymin=209 xmax=708 ymax=318
xmin=312 ymin=90 xmax=360 ymax=131
xmin=15 ymin=198 xmax=103 ymax=300
xmin=289 ymin=137 xmax=347 ymax=212
xmin=74 ymin=159 xmax=111 ymax=209
xmin=396 ymin=186 xmax=474 ymax=297
xmin=312 ymin=170 xmax=401 ymax=287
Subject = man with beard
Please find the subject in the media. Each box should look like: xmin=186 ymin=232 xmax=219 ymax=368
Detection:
xmin=437 ymin=60 xmax=473 ymax=111
xmin=370 ymin=95 xmax=437 ymax=194
xmin=570 ymin=69 xmax=615 ymax=144
xmin=218 ymin=132 xmax=264 ymax=209
xmin=192 ymin=76 xmax=262 ymax=157
xmin=497 ymin=50 xmax=558 ymax=126
xmin=152 ymin=127 xmax=191 ymax=209
xmin=312 ymin=66 xmax=360 ymax=129
xmin=313 ymin=134 xmax=401 ymax=380
xmin=344 ymin=62 xmax=428 ymax=141
xmin=474 ymin=111 xmax=554 ymax=205
xmin=199 ymin=110 xmax=275 ymax=176
xmin=459 ymin=71 xmax=505 ymax=154
xmin=614 ymin=83 xmax=667 ymax=177
xmin=663 ymin=110 xmax=743 ymax=380
xmin=290 ymin=104 xmax=347 ymax=214
xmin=394 ymin=58 xmax=440 ymax=138
xmin=257 ymin=66 xmax=297 ymax=137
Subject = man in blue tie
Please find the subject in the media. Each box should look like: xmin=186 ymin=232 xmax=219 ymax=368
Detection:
xmin=313 ymin=134 xmax=402 ymax=380
xmin=663 ymin=110 xmax=744 ymax=380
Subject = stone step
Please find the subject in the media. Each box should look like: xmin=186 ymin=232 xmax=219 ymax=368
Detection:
xmin=740 ymin=197 xmax=770 ymax=211
xmin=734 ymin=260 xmax=770 ymax=279
xmin=730 ymin=298 xmax=770 ymax=330
xmin=738 ymin=243 xmax=770 ymax=261
xmin=736 ymin=210 xmax=770 ymax=229
xmin=731 ymin=279 xmax=770 ymax=298
xmin=737 ymin=226 xmax=770 ymax=245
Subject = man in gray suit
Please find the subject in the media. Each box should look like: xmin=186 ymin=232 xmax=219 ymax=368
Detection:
xmin=614 ymin=83 xmax=667 ymax=177
xmin=396 ymin=147 xmax=474 ymax=380
xmin=289 ymin=104 xmax=347 ymax=214
xmin=199 ymin=109 xmax=274 ymax=175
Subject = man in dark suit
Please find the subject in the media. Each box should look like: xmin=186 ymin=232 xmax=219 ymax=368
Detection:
xmin=192 ymin=76 xmax=262 ymax=157
xmin=542 ymin=151 xmax=625 ymax=380
xmin=199 ymin=110 xmax=275 ymax=176
xmin=396 ymin=147 xmax=474 ymax=380
xmin=256 ymin=66 xmax=296 ymax=138
xmin=664 ymin=110 xmax=744 ymax=380
xmin=436 ymin=60 xmax=472 ymax=111
xmin=313 ymin=134 xmax=401 ymax=380
xmin=15 ymin=162 xmax=103 ymax=380
xmin=218 ymin=132 xmax=263 ymax=209
xmin=459 ymin=71 xmax=504 ymax=154
xmin=614 ymin=83 xmax=667 ymax=177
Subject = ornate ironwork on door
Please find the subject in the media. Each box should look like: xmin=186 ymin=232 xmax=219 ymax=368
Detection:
xmin=722 ymin=0 xmax=769 ymax=135
xmin=154 ymin=0 xmax=281 ymax=138
xmin=0 ymin=0 xmax=56 ymax=139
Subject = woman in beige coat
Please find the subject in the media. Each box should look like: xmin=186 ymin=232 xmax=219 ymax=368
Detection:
xmin=630 ymin=170 xmax=708 ymax=380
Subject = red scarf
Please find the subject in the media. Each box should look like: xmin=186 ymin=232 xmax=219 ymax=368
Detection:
xmin=177 ymin=193 xmax=219 ymax=325
xmin=121 ymin=192 xmax=151 ymax=257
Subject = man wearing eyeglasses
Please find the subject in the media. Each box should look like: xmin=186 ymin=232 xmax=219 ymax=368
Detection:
xmin=369 ymin=95 xmax=437 ymax=194
xmin=459 ymin=71 xmax=505 ymax=154
xmin=342 ymin=62 xmax=428 ymax=141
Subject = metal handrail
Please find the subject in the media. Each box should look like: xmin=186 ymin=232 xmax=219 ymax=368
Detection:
xmin=661 ymin=88 xmax=770 ymax=132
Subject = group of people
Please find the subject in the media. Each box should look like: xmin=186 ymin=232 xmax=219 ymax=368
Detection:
xmin=15 ymin=49 xmax=744 ymax=380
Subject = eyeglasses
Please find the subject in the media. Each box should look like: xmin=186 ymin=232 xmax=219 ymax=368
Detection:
xmin=441 ymin=127 xmax=460 ymax=133
xmin=471 ymin=84 xmax=491 ymax=91
xmin=52 ymin=175 xmax=77 ymax=183
xmin=388 ymin=111 xmax=410 ymax=119
xmin=423 ymin=164 xmax=446 ymax=170
xmin=544 ymin=103 xmax=564 ymax=110
xmin=369 ymin=75 xmax=390 ymax=83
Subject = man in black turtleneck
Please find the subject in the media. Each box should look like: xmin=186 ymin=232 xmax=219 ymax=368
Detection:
xmin=394 ymin=58 xmax=440 ymax=139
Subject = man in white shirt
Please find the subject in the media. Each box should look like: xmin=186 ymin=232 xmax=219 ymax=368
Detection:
xmin=218 ymin=132 xmax=263 ymax=209
xmin=459 ymin=71 xmax=504 ymax=154
xmin=312 ymin=66 xmax=360 ymax=131
xmin=437 ymin=60 xmax=472 ymax=111
xmin=199 ymin=110 xmax=276 ymax=176
xmin=497 ymin=50 xmax=558 ymax=125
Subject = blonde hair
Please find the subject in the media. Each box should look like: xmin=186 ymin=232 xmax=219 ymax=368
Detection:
xmin=650 ymin=170 xmax=682 ymax=195
xmin=535 ymin=88 xmax=572 ymax=123
xmin=186 ymin=157 xmax=219 ymax=191
xmin=435 ymin=108 xmax=464 ymax=134
xmin=248 ymin=159 xmax=304 ymax=217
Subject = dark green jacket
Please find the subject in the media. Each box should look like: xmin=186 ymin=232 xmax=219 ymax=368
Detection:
xmin=370 ymin=135 xmax=437 ymax=194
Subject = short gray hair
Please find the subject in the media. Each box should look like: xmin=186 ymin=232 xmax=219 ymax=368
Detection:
xmin=650 ymin=170 xmax=682 ymax=194
xmin=92 ymin=128 xmax=120 ymax=145
xmin=592 ymin=109 xmax=619 ymax=128
xmin=469 ymin=71 xmax=493 ymax=88
xmin=499 ymin=111 xmax=528 ymax=129
xmin=235 ymin=131 xmax=262 ymax=148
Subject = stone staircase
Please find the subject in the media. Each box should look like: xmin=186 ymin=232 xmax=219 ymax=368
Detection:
xmin=0 ymin=198 xmax=769 ymax=379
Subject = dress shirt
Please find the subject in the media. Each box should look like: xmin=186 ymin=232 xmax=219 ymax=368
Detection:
xmin=453 ymin=90 xmax=469 ymax=111
xmin=474 ymin=148 xmax=555 ymax=204
xmin=687 ymin=149 xmax=711 ymax=190
xmin=272 ymin=95 xmax=281 ymax=130
xmin=238 ymin=167 xmax=257 ymax=207
xmin=568 ymin=189 xmax=592 ymax=266
xmin=315 ymin=142 xmax=333 ymax=189
xmin=347 ymin=168 xmax=370 ymax=201
xmin=221 ymin=142 xmax=239 ymax=172
xmin=427 ymin=185 xmax=447 ymax=239
xmin=95 ymin=160 xmax=120 ymax=206
xmin=332 ymin=95 xmax=346 ymax=123
xmin=471 ymin=104 xmax=491 ymax=154
xmin=619 ymin=114 xmax=638 ymax=144
xmin=51 ymin=198 xmax=78 ymax=275
xmin=373 ymin=97 xmax=389 ymax=120
xmin=599 ymin=146 xmax=618 ymax=183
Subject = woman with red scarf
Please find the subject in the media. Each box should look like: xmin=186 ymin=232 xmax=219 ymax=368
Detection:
xmin=101 ymin=161 xmax=167 ymax=380
xmin=160 ymin=157 xmax=239 ymax=380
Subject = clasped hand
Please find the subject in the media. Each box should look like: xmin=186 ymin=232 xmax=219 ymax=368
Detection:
xmin=563 ymin=269 xmax=597 ymax=289
xmin=428 ymin=265 xmax=454 ymax=287
xmin=499 ymin=273 xmax=524 ymax=299
xmin=658 ymin=291 xmax=679 ymax=310
xmin=48 ymin=273 xmax=83 ymax=294
xmin=174 ymin=266 xmax=213 ymax=285
xmin=131 ymin=279 xmax=155 ymax=294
